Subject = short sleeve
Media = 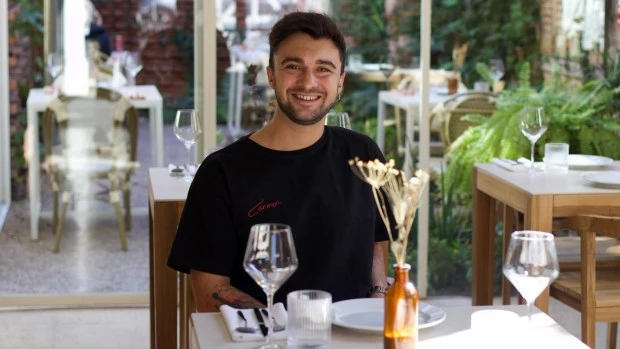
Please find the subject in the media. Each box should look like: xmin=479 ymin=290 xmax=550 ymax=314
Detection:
xmin=167 ymin=156 xmax=238 ymax=276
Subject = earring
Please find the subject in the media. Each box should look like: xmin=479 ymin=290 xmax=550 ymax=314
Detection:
xmin=337 ymin=93 xmax=341 ymax=102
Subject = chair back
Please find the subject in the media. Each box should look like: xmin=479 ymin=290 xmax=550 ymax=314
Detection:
xmin=436 ymin=91 xmax=497 ymax=146
xmin=42 ymin=88 xmax=138 ymax=171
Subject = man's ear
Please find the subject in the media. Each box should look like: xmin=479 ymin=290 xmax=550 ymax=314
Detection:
xmin=266 ymin=66 xmax=274 ymax=88
xmin=338 ymin=72 xmax=346 ymax=92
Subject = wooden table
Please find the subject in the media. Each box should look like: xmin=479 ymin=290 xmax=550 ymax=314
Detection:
xmin=148 ymin=168 xmax=194 ymax=349
xmin=189 ymin=304 xmax=589 ymax=348
xmin=27 ymin=85 xmax=164 ymax=239
xmin=472 ymin=162 xmax=620 ymax=311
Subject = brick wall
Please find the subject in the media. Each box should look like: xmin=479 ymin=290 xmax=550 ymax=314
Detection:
xmin=7 ymin=1 xmax=31 ymax=114
xmin=93 ymin=0 xmax=194 ymax=98
xmin=7 ymin=0 xmax=34 ymax=199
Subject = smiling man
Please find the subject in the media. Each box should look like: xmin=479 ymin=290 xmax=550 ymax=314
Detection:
xmin=168 ymin=12 xmax=389 ymax=312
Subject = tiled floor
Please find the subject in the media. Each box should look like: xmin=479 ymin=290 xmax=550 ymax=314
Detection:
xmin=0 ymin=118 xmax=186 ymax=297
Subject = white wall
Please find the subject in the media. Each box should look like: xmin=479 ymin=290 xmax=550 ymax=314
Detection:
xmin=0 ymin=0 xmax=11 ymax=203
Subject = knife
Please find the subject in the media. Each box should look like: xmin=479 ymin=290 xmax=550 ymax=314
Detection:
xmin=253 ymin=308 xmax=269 ymax=337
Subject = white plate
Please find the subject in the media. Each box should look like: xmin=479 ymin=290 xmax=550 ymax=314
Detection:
xmin=568 ymin=154 xmax=614 ymax=170
xmin=331 ymin=298 xmax=446 ymax=333
xmin=582 ymin=171 xmax=620 ymax=189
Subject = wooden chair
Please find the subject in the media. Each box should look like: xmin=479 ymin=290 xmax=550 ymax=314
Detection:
xmin=550 ymin=214 xmax=620 ymax=349
xmin=42 ymin=88 xmax=139 ymax=252
xmin=430 ymin=91 xmax=497 ymax=147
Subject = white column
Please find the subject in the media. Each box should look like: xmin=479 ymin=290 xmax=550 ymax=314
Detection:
xmin=62 ymin=0 xmax=89 ymax=96
xmin=0 ymin=0 xmax=11 ymax=203
xmin=197 ymin=0 xmax=217 ymax=158
xmin=416 ymin=0 xmax=432 ymax=299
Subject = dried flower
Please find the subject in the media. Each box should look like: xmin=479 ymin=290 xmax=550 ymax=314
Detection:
xmin=349 ymin=158 xmax=429 ymax=267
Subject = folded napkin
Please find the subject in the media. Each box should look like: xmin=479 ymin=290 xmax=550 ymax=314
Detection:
xmin=491 ymin=158 xmax=544 ymax=173
xmin=220 ymin=303 xmax=288 ymax=342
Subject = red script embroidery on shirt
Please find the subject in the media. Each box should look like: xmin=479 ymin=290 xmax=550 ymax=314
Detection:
xmin=248 ymin=199 xmax=282 ymax=218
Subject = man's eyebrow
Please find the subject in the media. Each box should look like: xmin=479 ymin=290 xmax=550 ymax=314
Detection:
xmin=280 ymin=57 xmax=338 ymax=70
xmin=316 ymin=59 xmax=337 ymax=69
xmin=280 ymin=57 xmax=303 ymax=65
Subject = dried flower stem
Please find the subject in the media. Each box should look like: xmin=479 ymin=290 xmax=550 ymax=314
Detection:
xmin=349 ymin=158 xmax=429 ymax=267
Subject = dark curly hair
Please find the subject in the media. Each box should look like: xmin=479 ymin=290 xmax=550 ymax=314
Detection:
xmin=268 ymin=12 xmax=346 ymax=74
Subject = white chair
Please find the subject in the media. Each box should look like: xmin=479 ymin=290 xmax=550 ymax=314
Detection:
xmin=42 ymin=88 xmax=139 ymax=252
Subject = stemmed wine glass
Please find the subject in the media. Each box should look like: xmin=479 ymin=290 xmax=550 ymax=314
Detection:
xmin=324 ymin=111 xmax=352 ymax=129
xmin=243 ymin=223 xmax=298 ymax=349
xmin=123 ymin=52 xmax=143 ymax=86
xmin=489 ymin=59 xmax=505 ymax=83
xmin=503 ymin=231 xmax=559 ymax=325
xmin=379 ymin=54 xmax=397 ymax=88
xmin=173 ymin=109 xmax=202 ymax=182
xmin=519 ymin=107 xmax=548 ymax=176
xmin=47 ymin=52 xmax=63 ymax=83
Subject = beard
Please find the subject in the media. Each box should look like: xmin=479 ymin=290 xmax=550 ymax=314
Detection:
xmin=274 ymin=88 xmax=338 ymax=126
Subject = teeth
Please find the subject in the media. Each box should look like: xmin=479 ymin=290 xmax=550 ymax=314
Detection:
xmin=293 ymin=94 xmax=319 ymax=101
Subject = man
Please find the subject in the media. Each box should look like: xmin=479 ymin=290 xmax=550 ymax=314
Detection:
xmin=168 ymin=12 xmax=389 ymax=312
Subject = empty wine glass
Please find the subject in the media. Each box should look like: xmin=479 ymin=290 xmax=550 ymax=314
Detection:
xmin=173 ymin=109 xmax=202 ymax=182
xmin=379 ymin=54 xmax=397 ymax=88
xmin=243 ymin=223 xmax=298 ymax=349
xmin=123 ymin=52 xmax=143 ymax=86
xmin=489 ymin=59 xmax=505 ymax=83
xmin=324 ymin=111 xmax=351 ymax=129
xmin=503 ymin=231 xmax=559 ymax=325
xmin=519 ymin=106 xmax=548 ymax=176
xmin=47 ymin=52 xmax=63 ymax=83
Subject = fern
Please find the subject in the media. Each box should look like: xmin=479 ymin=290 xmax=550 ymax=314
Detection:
xmin=445 ymin=60 xmax=620 ymax=199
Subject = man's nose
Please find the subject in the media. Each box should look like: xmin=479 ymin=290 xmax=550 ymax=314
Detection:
xmin=298 ymin=69 xmax=317 ymax=89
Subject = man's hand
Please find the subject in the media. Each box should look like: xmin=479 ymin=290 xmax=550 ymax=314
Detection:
xmin=190 ymin=269 xmax=263 ymax=312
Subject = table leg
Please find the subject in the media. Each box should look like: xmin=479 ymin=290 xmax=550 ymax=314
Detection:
xmin=152 ymin=201 xmax=180 ymax=349
xmin=524 ymin=195 xmax=554 ymax=313
xmin=377 ymin=96 xmax=386 ymax=152
xmin=27 ymin=108 xmax=40 ymax=240
xmin=502 ymin=205 xmax=516 ymax=305
xmin=472 ymin=167 xmax=496 ymax=305
xmin=180 ymin=274 xmax=196 ymax=349
xmin=149 ymin=205 xmax=155 ymax=349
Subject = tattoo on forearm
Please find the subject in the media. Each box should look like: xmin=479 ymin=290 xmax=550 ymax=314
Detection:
xmin=212 ymin=284 xmax=263 ymax=309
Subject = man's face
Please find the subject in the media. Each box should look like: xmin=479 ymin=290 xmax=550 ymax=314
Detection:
xmin=267 ymin=33 xmax=345 ymax=126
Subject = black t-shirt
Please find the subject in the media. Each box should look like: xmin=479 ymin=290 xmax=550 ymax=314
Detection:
xmin=168 ymin=126 xmax=388 ymax=304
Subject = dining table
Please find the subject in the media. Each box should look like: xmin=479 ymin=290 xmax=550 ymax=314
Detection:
xmin=26 ymin=84 xmax=164 ymax=239
xmin=472 ymin=160 xmax=620 ymax=312
xmin=189 ymin=304 xmax=589 ymax=348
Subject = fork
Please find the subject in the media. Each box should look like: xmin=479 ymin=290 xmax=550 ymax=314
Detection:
xmin=236 ymin=310 xmax=258 ymax=333
xmin=261 ymin=308 xmax=285 ymax=332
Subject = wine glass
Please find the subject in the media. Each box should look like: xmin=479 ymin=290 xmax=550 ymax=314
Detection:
xmin=123 ymin=52 xmax=143 ymax=86
xmin=47 ymin=52 xmax=63 ymax=83
xmin=489 ymin=59 xmax=505 ymax=83
xmin=173 ymin=109 xmax=202 ymax=182
xmin=243 ymin=223 xmax=298 ymax=349
xmin=519 ymin=106 xmax=548 ymax=176
xmin=503 ymin=231 xmax=559 ymax=325
xmin=324 ymin=111 xmax=351 ymax=129
xmin=379 ymin=54 xmax=397 ymax=88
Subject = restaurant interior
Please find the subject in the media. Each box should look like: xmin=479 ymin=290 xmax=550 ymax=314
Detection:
xmin=0 ymin=0 xmax=619 ymax=348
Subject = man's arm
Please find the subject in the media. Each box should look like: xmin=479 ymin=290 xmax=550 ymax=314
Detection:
xmin=190 ymin=269 xmax=264 ymax=312
xmin=369 ymin=241 xmax=388 ymax=298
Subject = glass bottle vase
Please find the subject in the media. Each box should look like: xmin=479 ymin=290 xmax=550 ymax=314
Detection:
xmin=384 ymin=263 xmax=418 ymax=349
